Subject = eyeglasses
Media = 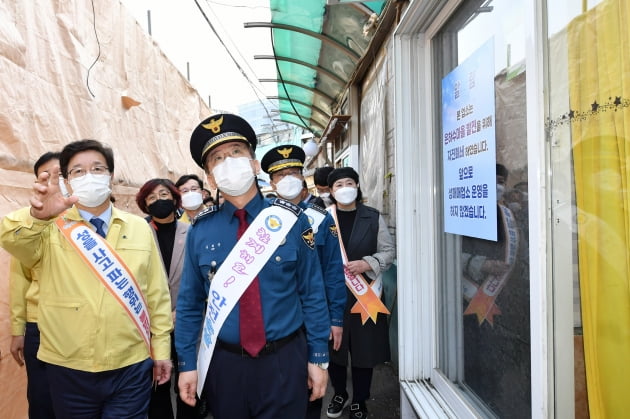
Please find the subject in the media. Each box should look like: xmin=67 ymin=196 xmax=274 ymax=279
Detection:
xmin=146 ymin=190 xmax=172 ymax=205
xmin=67 ymin=165 xmax=109 ymax=179
xmin=273 ymin=169 xmax=302 ymax=181
xmin=179 ymin=186 xmax=201 ymax=194
xmin=206 ymin=143 xmax=250 ymax=165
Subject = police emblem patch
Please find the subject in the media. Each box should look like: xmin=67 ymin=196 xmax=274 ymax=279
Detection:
xmin=301 ymin=228 xmax=315 ymax=249
xmin=329 ymin=224 xmax=338 ymax=238
xmin=265 ymin=215 xmax=283 ymax=232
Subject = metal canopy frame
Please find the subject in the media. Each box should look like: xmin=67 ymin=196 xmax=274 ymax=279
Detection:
xmin=244 ymin=22 xmax=361 ymax=62
xmin=246 ymin=1 xmax=387 ymax=136
xmin=279 ymin=110 xmax=326 ymax=130
xmin=273 ymin=119 xmax=322 ymax=136
xmin=258 ymin=78 xmax=336 ymax=102
xmin=267 ymin=96 xmax=331 ymax=119
xmin=254 ymin=55 xmax=348 ymax=85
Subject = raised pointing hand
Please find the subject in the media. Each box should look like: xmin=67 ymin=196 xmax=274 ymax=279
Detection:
xmin=29 ymin=166 xmax=78 ymax=220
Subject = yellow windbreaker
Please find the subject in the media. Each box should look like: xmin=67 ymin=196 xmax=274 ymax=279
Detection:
xmin=9 ymin=256 xmax=41 ymax=335
xmin=0 ymin=206 xmax=173 ymax=372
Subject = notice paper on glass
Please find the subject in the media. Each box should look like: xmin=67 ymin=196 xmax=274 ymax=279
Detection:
xmin=442 ymin=38 xmax=497 ymax=241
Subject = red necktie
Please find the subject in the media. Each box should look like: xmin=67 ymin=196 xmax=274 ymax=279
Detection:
xmin=234 ymin=209 xmax=266 ymax=356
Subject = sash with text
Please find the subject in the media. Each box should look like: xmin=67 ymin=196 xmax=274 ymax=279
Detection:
xmin=196 ymin=205 xmax=298 ymax=395
xmin=55 ymin=214 xmax=152 ymax=352
xmin=304 ymin=206 xmax=326 ymax=233
xmin=328 ymin=205 xmax=390 ymax=325
xmin=463 ymin=204 xmax=519 ymax=326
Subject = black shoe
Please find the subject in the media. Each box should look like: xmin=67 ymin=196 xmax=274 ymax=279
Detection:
xmin=326 ymin=393 xmax=349 ymax=418
xmin=349 ymin=403 xmax=368 ymax=419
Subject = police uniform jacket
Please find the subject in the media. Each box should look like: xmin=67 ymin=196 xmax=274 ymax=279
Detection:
xmin=331 ymin=203 xmax=395 ymax=368
xmin=0 ymin=206 xmax=173 ymax=372
xmin=299 ymin=202 xmax=346 ymax=327
xmin=175 ymin=194 xmax=330 ymax=371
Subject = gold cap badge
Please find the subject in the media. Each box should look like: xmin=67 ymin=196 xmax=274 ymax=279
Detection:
xmin=202 ymin=115 xmax=224 ymax=134
xmin=277 ymin=147 xmax=293 ymax=159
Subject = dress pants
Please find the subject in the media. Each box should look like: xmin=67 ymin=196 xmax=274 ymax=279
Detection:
xmin=204 ymin=331 xmax=308 ymax=419
xmin=47 ymin=358 xmax=153 ymax=419
xmin=24 ymin=322 xmax=56 ymax=419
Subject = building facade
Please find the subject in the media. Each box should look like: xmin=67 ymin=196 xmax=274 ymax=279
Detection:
xmin=394 ymin=0 xmax=628 ymax=417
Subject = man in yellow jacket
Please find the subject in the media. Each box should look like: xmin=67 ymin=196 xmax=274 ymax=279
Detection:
xmin=0 ymin=139 xmax=173 ymax=418
xmin=9 ymin=151 xmax=61 ymax=418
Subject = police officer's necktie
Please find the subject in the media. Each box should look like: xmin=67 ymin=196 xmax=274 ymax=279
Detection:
xmin=90 ymin=217 xmax=106 ymax=238
xmin=234 ymin=209 xmax=266 ymax=356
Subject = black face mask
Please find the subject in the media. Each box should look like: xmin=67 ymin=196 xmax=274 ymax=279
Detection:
xmin=148 ymin=199 xmax=176 ymax=219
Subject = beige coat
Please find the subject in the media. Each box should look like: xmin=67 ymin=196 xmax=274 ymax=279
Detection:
xmin=151 ymin=220 xmax=189 ymax=312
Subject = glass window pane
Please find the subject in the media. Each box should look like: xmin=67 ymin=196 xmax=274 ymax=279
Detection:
xmin=433 ymin=1 xmax=530 ymax=416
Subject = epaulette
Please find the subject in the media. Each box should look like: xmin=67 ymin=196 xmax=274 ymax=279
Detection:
xmin=191 ymin=205 xmax=217 ymax=226
xmin=272 ymin=197 xmax=303 ymax=216
xmin=307 ymin=203 xmax=327 ymax=215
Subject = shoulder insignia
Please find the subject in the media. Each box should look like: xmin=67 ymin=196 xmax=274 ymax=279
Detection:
xmin=329 ymin=224 xmax=338 ymax=238
xmin=191 ymin=205 xmax=217 ymax=226
xmin=272 ymin=197 xmax=302 ymax=217
xmin=301 ymin=227 xmax=315 ymax=249
xmin=308 ymin=203 xmax=327 ymax=215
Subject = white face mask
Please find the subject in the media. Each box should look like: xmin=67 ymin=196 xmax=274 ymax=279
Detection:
xmin=275 ymin=175 xmax=303 ymax=200
xmin=334 ymin=186 xmax=358 ymax=205
xmin=319 ymin=192 xmax=332 ymax=206
xmin=181 ymin=191 xmax=203 ymax=210
xmin=69 ymin=173 xmax=111 ymax=207
xmin=212 ymin=157 xmax=255 ymax=196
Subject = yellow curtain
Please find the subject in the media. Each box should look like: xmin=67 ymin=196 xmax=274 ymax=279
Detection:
xmin=568 ymin=0 xmax=630 ymax=417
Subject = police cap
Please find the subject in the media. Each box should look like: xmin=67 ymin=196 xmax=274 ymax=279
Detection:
xmin=190 ymin=113 xmax=257 ymax=168
xmin=260 ymin=145 xmax=305 ymax=175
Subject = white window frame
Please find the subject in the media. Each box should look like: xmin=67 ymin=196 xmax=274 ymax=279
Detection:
xmin=394 ymin=0 xmax=552 ymax=417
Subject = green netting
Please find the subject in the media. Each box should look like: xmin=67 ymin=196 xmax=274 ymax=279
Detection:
xmin=268 ymin=0 xmax=386 ymax=134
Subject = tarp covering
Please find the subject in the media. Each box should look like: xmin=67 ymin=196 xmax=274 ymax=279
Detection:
xmin=0 ymin=1 xmax=209 ymax=416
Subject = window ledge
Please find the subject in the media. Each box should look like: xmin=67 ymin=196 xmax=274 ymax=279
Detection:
xmin=401 ymin=379 xmax=457 ymax=418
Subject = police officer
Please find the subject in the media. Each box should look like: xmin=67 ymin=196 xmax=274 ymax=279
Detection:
xmin=175 ymin=114 xmax=330 ymax=419
xmin=261 ymin=145 xmax=347 ymax=419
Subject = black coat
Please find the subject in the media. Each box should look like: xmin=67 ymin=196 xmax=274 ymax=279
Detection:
xmin=330 ymin=203 xmax=392 ymax=368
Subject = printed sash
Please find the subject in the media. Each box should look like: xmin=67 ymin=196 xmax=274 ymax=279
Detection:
xmin=463 ymin=204 xmax=519 ymax=326
xmin=55 ymin=214 xmax=152 ymax=352
xmin=304 ymin=206 xmax=327 ymax=233
xmin=196 ymin=204 xmax=299 ymax=395
xmin=328 ymin=205 xmax=390 ymax=325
